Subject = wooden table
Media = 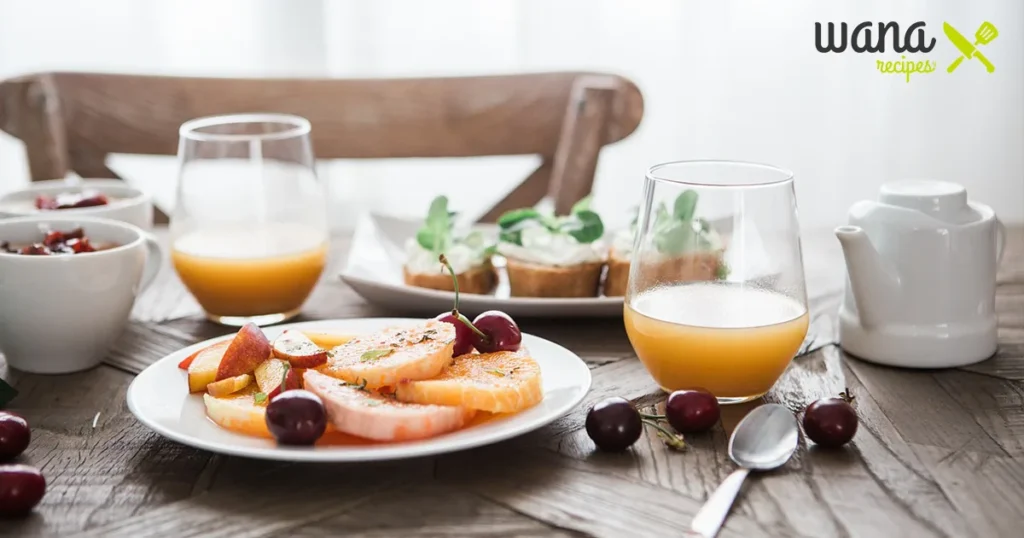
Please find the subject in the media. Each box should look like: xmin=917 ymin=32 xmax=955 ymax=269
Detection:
xmin=2 ymin=227 xmax=1022 ymax=538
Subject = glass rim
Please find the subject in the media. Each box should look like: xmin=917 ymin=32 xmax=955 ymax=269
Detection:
xmin=646 ymin=160 xmax=794 ymax=188
xmin=179 ymin=113 xmax=312 ymax=143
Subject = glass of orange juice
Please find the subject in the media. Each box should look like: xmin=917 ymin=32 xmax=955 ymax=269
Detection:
xmin=170 ymin=114 xmax=328 ymax=326
xmin=623 ymin=161 xmax=809 ymax=404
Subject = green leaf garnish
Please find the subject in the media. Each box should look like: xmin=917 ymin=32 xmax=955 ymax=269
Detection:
xmin=253 ymin=392 xmax=268 ymax=404
xmin=360 ymin=349 xmax=394 ymax=362
xmin=497 ymin=198 xmax=605 ymax=246
xmin=497 ymin=208 xmax=542 ymax=228
xmin=562 ymin=209 xmax=604 ymax=244
xmin=673 ymin=190 xmax=698 ymax=221
xmin=416 ymin=196 xmax=453 ymax=254
xmin=342 ymin=378 xmax=369 ymax=391
xmin=0 ymin=377 xmax=17 ymax=408
xmin=279 ymin=362 xmax=291 ymax=389
xmin=487 ymin=369 xmax=506 ymax=377
xmin=715 ymin=260 xmax=731 ymax=280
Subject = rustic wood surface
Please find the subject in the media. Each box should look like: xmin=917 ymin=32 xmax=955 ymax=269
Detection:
xmin=0 ymin=72 xmax=643 ymax=224
xmin=1 ymin=226 xmax=1022 ymax=538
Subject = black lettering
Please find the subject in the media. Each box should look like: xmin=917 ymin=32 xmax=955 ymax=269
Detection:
xmin=877 ymin=22 xmax=899 ymax=52
xmin=851 ymin=22 xmax=880 ymax=52
xmin=904 ymin=22 xmax=936 ymax=52
xmin=815 ymin=22 xmax=847 ymax=53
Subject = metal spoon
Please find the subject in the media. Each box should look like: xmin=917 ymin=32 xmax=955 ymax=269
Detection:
xmin=687 ymin=404 xmax=799 ymax=537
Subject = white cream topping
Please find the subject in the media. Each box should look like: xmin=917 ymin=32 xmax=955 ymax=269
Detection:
xmin=404 ymin=237 xmax=489 ymax=275
xmin=498 ymin=226 xmax=606 ymax=267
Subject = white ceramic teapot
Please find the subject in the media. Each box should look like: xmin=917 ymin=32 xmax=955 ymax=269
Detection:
xmin=835 ymin=180 xmax=1006 ymax=368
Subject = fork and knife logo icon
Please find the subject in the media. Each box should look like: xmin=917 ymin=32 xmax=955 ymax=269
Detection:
xmin=945 ymin=21 xmax=998 ymax=73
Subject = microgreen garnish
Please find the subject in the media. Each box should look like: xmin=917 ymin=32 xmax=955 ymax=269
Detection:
xmin=487 ymin=369 xmax=506 ymax=377
xmin=650 ymin=190 xmax=720 ymax=261
xmin=342 ymin=379 xmax=369 ymax=391
xmin=497 ymin=195 xmax=604 ymax=245
xmin=253 ymin=392 xmax=268 ymax=404
xmin=416 ymin=195 xmax=495 ymax=257
xmin=279 ymin=362 xmax=291 ymax=389
xmin=416 ymin=196 xmax=455 ymax=254
xmin=360 ymin=349 xmax=394 ymax=362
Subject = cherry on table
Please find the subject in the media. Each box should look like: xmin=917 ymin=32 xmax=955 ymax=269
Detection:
xmin=0 ymin=412 xmax=30 ymax=462
xmin=665 ymin=390 xmax=720 ymax=433
xmin=585 ymin=396 xmax=642 ymax=452
xmin=0 ymin=464 xmax=45 ymax=517
xmin=802 ymin=390 xmax=858 ymax=448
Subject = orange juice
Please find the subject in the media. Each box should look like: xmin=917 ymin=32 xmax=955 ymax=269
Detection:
xmin=624 ymin=283 xmax=808 ymax=401
xmin=171 ymin=223 xmax=327 ymax=319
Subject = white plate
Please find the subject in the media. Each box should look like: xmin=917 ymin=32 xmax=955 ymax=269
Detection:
xmin=126 ymin=318 xmax=592 ymax=462
xmin=339 ymin=212 xmax=624 ymax=318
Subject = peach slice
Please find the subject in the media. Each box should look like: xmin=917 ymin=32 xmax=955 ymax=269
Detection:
xmin=206 ymin=374 xmax=252 ymax=397
xmin=254 ymin=358 xmax=301 ymax=399
xmin=203 ymin=387 xmax=271 ymax=438
xmin=187 ymin=341 xmax=230 ymax=393
xmin=272 ymin=330 xmax=329 ymax=368
xmin=303 ymin=332 xmax=355 ymax=349
xmin=216 ymin=323 xmax=272 ymax=381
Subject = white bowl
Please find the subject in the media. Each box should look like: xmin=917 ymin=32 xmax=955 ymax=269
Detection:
xmin=0 ymin=179 xmax=153 ymax=230
xmin=0 ymin=216 xmax=162 ymax=373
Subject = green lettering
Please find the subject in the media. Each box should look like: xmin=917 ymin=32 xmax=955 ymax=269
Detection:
xmin=893 ymin=60 xmax=903 ymax=73
xmin=885 ymin=61 xmax=894 ymax=71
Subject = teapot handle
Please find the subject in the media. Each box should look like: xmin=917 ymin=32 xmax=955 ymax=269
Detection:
xmin=995 ymin=217 xmax=1006 ymax=267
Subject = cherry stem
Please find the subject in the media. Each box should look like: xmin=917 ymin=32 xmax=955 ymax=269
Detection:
xmin=642 ymin=418 xmax=686 ymax=450
xmin=439 ymin=254 xmax=490 ymax=342
xmin=640 ymin=413 xmax=666 ymax=421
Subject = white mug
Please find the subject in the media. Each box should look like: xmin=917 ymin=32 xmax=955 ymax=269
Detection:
xmin=0 ymin=216 xmax=162 ymax=373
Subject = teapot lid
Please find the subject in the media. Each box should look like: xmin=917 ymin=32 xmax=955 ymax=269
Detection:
xmin=879 ymin=180 xmax=979 ymax=224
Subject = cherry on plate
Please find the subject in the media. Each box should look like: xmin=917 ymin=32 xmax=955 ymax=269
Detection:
xmin=0 ymin=412 xmax=30 ymax=462
xmin=665 ymin=390 xmax=720 ymax=433
xmin=585 ymin=396 xmax=642 ymax=452
xmin=265 ymin=390 xmax=327 ymax=446
xmin=471 ymin=310 xmax=522 ymax=353
xmin=435 ymin=312 xmax=475 ymax=357
xmin=0 ymin=464 xmax=45 ymax=517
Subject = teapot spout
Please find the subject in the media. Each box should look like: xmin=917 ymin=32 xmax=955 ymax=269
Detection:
xmin=834 ymin=225 xmax=901 ymax=328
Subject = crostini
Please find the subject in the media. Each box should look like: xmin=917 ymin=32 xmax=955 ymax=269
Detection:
xmin=496 ymin=196 xmax=607 ymax=298
xmin=614 ymin=190 xmax=728 ymax=295
xmin=404 ymin=195 xmax=497 ymax=295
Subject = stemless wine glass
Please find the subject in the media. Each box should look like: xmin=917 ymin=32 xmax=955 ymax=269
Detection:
xmin=170 ymin=114 xmax=329 ymax=326
xmin=623 ymin=161 xmax=809 ymax=404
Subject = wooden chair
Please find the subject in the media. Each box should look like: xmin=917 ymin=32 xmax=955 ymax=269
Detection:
xmin=0 ymin=72 xmax=643 ymax=223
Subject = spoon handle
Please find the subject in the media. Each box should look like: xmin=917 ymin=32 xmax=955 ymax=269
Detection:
xmin=688 ymin=468 xmax=751 ymax=537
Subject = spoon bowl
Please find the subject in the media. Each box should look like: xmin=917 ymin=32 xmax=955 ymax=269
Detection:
xmin=729 ymin=403 xmax=800 ymax=470
xmin=689 ymin=404 xmax=799 ymax=537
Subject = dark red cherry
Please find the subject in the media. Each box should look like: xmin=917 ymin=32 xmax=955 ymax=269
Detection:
xmin=471 ymin=311 xmax=522 ymax=353
xmin=435 ymin=312 xmax=475 ymax=356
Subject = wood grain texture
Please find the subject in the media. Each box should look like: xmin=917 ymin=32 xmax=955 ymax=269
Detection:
xmin=1 ymin=226 xmax=1022 ymax=537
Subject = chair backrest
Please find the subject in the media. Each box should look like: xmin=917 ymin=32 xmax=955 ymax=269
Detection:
xmin=0 ymin=71 xmax=643 ymax=222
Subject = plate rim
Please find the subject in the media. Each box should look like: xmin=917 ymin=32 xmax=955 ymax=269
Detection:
xmin=126 ymin=317 xmax=592 ymax=462
xmin=338 ymin=271 xmax=624 ymax=306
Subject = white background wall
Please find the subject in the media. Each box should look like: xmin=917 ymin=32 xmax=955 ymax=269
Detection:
xmin=0 ymin=0 xmax=1021 ymax=232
